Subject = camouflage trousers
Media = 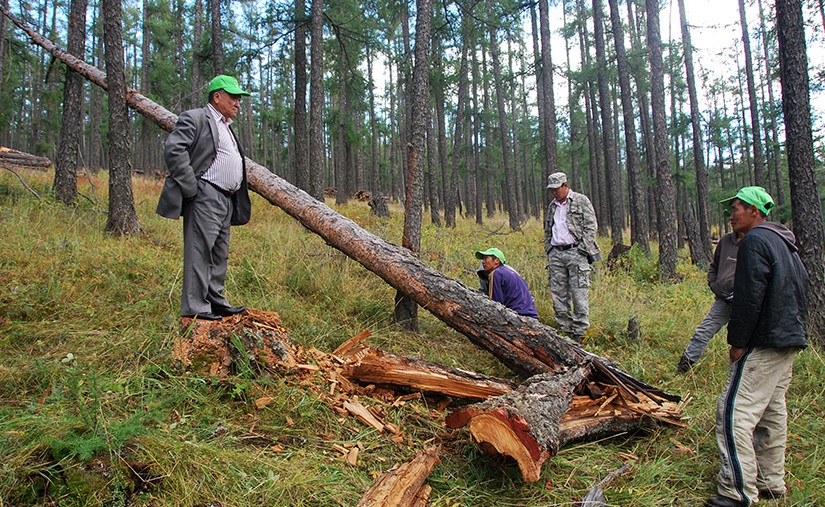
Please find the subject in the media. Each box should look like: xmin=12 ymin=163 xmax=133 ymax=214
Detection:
xmin=548 ymin=247 xmax=591 ymax=337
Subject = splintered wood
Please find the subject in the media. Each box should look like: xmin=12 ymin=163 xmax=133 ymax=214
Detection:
xmin=356 ymin=446 xmax=440 ymax=507
xmin=170 ymin=311 xmax=682 ymax=484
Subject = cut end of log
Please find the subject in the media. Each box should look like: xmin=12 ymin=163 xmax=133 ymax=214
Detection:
xmin=467 ymin=413 xmax=546 ymax=483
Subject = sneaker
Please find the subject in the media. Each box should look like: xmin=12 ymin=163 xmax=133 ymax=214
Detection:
xmin=704 ymin=495 xmax=748 ymax=507
xmin=677 ymin=354 xmax=695 ymax=373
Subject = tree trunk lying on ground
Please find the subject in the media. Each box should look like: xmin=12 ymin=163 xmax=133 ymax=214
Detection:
xmin=6 ymin=9 xmax=682 ymax=482
xmin=0 ymin=146 xmax=52 ymax=171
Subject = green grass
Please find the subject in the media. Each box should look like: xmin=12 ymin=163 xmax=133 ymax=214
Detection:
xmin=0 ymin=169 xmax=822 ymax=506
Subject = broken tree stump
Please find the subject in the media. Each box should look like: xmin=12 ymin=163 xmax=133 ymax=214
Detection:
xmin=356 ymin=446 xmax=440 ymax=507
xmin=445 ymin=364 xmax=683 ymax=482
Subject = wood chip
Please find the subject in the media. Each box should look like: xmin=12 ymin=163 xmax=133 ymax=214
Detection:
xmin=344 ymin=400 xmax=386 ymax=433
xmin=255 ymin=396 xmax=274 ymax=410
xmin=346 ymin=447 xmax=359 ymax=466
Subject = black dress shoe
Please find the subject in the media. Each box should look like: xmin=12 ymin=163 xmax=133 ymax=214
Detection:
xmin=214 ymin=305 xmax=246 ymax=316
xmin=704 ymin=495 xmax=748 ymax=507
xmin=183 ymin=312 xmax=222 ymax=321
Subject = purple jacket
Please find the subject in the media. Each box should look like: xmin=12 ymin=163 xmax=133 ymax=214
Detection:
xmin=487 ymin=265 xmax=539 ymax=319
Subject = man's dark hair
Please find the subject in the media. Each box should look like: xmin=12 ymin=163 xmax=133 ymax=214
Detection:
xmin=208 ymin=89 xmax=220 ymax=103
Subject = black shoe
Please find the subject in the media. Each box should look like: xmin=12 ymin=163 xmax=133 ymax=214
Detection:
xmin=214 ymin=305 xmax=246 ymax=316
xmin=704 ymin=495 xmax=748 ymax=507
xmin=758 ymin=489 xmax=785 ymax=500
xmin=677 ymin=354 xmax=695 ymax=373
xmin=183 ymin=312 xmax=222 ymax=321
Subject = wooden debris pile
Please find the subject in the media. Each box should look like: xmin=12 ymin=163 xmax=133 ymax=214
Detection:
xmin=170 ymin=310 xmax=683 ymax=486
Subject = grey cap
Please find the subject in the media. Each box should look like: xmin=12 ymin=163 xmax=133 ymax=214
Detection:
xmin=546 ymin=172 xmax=567 ymax=189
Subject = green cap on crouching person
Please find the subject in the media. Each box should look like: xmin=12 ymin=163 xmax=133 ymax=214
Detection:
xmin=720 ymin=186 xmax=774 ymax=216
xmin=208 ymin=75 xmax=251 ymax=96
xmin=475 ymin=248 xmax=506 ymax=265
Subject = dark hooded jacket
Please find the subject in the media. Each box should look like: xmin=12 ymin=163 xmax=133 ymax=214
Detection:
xmin=727 ymin=222 xmax=808 ymax=350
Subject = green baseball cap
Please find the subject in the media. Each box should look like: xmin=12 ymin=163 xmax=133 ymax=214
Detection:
xmin=720 ymin=186 xmax=774 ymax=216
xmin=208 ymin=75 xmax=251 ymax=96
xmin=475 ymin=248 xmax=506 ymax=264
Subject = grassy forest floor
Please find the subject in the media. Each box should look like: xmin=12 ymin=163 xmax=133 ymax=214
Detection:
xmin=1 ymin=168 xmax=823 ymax=507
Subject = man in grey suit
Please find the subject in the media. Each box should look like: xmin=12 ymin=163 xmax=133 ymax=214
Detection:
xmin=157 ymin=75 xmax=252 ymax=320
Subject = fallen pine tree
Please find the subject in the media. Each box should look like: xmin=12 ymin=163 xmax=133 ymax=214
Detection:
xmin=5 ymin=7 xmax=683 ymax=486
xmin=0 ymin=146 xmax=52 ymax=171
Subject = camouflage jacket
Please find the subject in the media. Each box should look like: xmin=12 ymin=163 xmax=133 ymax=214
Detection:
xmin=543 ymin=190 xmax=600 ymax=258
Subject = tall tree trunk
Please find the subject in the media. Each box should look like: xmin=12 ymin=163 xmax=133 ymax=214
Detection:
xmin=488 ymin=14 xmax=519 ymax=231
xmin=448 ymin=38 xmax=468 ymax=228
xmin=335 ymin=41 xmax=348 ymax=205
xmin=738 ymin=0 xmax=765 ymax=186
xmin=530 ymin=4 xmax=548 ymax=193
xmin=608 ymin=0 xmax=648 ymax=252
xmin=756 ymin=0 xmax=785 ymax=208
xmin=677 ymin=0 xmax=712 ymax=266
xmin=102 ymin=0 xmax=141 ymax=236
xmin=645 ymin=0 xmax=678 ymax=280
xmin=308 ymin=0 xmax=325 ymax=200
xmin=775 ymin=0 xmax=825 ymax=343
xmin=562 ymin=1 xmax=581 ymax=194
xmin=426 ymin=113 xmax=441 ymax=226
xmin=592 ymin=0 xmax=623 ymax=246
xmin=432 ymin=29 xmax=447 ymax=224
xmin=210 ymin=0 xmax=223 ymax=74
xmin=190 ymin=0 xmax=204 ymax=109
xmin=538 ymin=0 xmax=558 ymax=215
xmin=395 ymin=0 xmax=431 ymax=332
xmin=294 ymin=0 xmax=309 ymax=192
xmin=0 ymin=0 xmax=6 ymax=95
xmin=54 ymin=0 xmax=87 ymax=204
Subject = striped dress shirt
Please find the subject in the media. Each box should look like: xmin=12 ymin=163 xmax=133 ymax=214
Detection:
xmin=201 ymin=104 xmax=243 ymax=193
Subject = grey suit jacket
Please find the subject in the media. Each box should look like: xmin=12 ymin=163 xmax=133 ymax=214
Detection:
xmin=157 ymin=106 xmax=251 ymax=225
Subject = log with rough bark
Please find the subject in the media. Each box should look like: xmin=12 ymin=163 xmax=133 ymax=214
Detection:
xmin=445 ymin=364 xmax=682 ymax=482
xmin=5 ymin=8 xmax=682 ymax=462
xmin=0 ymin=146 xmax=52 ymax=171
xmin=356 ymin=446 xmax=440 ymax=507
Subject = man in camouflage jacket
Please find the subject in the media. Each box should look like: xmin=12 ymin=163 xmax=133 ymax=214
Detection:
xmin=543 ymin=172 xmax=600 ymax=341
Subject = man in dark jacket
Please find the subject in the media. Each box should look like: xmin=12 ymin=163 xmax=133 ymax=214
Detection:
xmin=157 ymin=75 xmax=252 ymax=321
xmin=705 ymin=187 xmax=808 ymax=507
xmin=677 ymin=230 xmax=743 ymax=373
xmin=475 ymin=248 xmax=539 ymax=319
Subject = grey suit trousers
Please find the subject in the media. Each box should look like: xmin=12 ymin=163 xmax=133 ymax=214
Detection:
xmin=181 ymin=179 xmax=233 ymax=316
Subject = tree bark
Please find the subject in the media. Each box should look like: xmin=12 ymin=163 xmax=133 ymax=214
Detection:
xmin=294 ymin=0 xmax=309 ymax=192
xmin=102 ymin=0 xmax=141 ymax=236
xmin=308 ymin=0 xmax=325 ymax=200
xmin=488 ymin=14 xmax=520 ymax=232
xmin=395 ymin=0 xmax=431 ymax=332
xmin=210 ymin=0 xmax=223 ymax=74
xmin=677 ymin=0 xmax=712 ymax=266
xmin=538 ymin=0 xmax=558 ymax=215
xmin=775 ymin=0 xmax=825 ymax=343
xmin=54 ymin=0 xmax=86 ymax=205
xmin=608 ymin=0 xmax=648 ymax=253
xmin=645 ymin=0 xmax=678 ymax=280
xmin=739 ymin=0 xmax=765 ymax=187
xmin=592 ymin=0 xmax=623 ymax=246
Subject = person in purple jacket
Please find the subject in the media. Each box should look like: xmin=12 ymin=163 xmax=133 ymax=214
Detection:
xmin=475 ymin=248 xmax=539 ymax=319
